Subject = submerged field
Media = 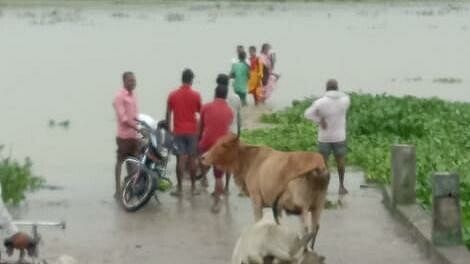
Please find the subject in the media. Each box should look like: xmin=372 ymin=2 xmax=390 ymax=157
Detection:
xmin=242 ymin=93 xmax=470 ymax=248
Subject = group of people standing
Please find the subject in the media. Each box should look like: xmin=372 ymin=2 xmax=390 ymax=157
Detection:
xmin=112 ymin=43 xmax=351 ymax=217
xmin=113 ymin=66 xmax=246 ymax=212
xmin=112 ymin=43 xmax=280 ymax=208
xmin=230 ymin=43 xmax=280 ymax=106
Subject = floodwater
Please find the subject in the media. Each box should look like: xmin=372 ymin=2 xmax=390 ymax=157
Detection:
xmin=0 ymin=1 xmax=468 ymax=263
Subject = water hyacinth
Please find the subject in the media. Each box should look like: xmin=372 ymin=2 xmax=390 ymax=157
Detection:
xmin=0 ymin=149 xmax=44 ymax=204
xmin=242 ymin=92 xmax=470 ymax=249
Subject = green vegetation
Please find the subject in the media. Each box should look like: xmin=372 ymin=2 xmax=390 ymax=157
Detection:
xmin=242 ymin=93 xmax=470 ymax=249
xmin=0 ymin=147 xmax=44 ymax=204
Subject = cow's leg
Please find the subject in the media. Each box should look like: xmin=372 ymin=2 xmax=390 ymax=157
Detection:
xmin=300 ymin=210 xmax=311 ymax=235
xmin=251 ymin=195 xmax=263 ymax=221
xmin=309 ymin=208 xmax=322 ymax=250
xmin=225 ymin=172 xmax=231 ymax=194
xmin=18 ymin=249 xmax=25 ymax=264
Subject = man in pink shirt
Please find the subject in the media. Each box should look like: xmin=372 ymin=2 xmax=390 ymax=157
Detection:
xmin=113 ymin=72 xmax=139 ymax=199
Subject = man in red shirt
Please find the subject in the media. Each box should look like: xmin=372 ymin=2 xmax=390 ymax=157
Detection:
xmin=166 ymin=69 xmax=202 ymax=196
xmin=199 ymin=84 xmax=233 ymax=212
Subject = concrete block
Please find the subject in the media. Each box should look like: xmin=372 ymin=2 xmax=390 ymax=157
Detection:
xmin=391 ymin=144 xmax=416 ymax=205
xmin=432 ymin=172 xmax=463 ymax=246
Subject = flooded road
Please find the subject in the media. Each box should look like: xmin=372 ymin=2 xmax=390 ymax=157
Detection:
xmin=0 ymin=1 xmax=468 ymax=262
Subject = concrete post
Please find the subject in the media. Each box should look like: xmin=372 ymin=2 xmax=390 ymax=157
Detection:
xmin=432 ymin=172 xmax=462 ymax=246
xmin=391 ymin=144 xmax=416 ymax=205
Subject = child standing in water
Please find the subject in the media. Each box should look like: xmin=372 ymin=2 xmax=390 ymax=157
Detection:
xmin=248 ymin=46 xmax=263 ymax=105
xmin=230 ymin=51 xmax=250 ymax=106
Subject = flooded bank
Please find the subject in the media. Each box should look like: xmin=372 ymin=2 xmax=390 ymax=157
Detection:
xmin=0 ymin=1 xmax=468 ymax=262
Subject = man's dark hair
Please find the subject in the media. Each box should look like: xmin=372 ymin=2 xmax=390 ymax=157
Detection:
xmin=237 ymin=45 xmax=244 ymax=50
xmin=122 ymin=71 xmax=134 ymax=82
xmin=182 ymin=68 xmax=194 ymax=84
xmin=326 ymin=79 xmax=339 ymax=91
xmin=215 ymin=85 xmax=228 ymax=99
xmin=216 ymin=74 xmax=229 ymax=86
xmin=261 ymin=43 xmax=270 ymax=53
xmin=238 ymin=51 xmax=247 ymax=62
xmin=249 ymin=46 xmax=256 ymax=52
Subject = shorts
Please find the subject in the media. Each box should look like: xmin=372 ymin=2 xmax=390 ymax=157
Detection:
xmin=116 ymin=137 xmax=140 ymax=162
xmin=318 ymin=141 xmax=347 ymax=158
xmin=173 ymin=134 xmax=198 ymax=156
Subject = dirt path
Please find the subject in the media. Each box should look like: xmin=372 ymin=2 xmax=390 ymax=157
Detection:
xmin=241 ymin=104 xmax=274 ymax=130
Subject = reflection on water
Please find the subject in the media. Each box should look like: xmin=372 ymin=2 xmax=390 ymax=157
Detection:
xmin=0 ymin=1 xmax=468 ymax=262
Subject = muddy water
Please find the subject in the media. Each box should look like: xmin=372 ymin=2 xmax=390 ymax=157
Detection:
xmin=0 ymin=1 xmax=468 ymax=263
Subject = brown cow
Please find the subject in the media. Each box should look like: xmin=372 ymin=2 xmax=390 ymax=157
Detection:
xmin=200 ymin=134 xmax=330 ymax=248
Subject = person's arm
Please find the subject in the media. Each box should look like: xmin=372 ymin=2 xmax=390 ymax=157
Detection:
xmin=166 ymin=96 xmax=172 ymax=132
xmin=230 ymin=64 xmax=235 ymax=79
xmin=344 ymin=95 xmax=351 ymax=109
xmin=198 ymin=109 xmax=205 ymax=142
xmin=196 ymin=94 xmax=203 ymax=140
xmin=236 ymin=108 xmax=241 ymax=136
xmin=304 ymin=102 xmax=319 ymax=122
xmin=305 ymin=102 xmax=327 ymax=130
xmin=257 ymin=60 xmax=263 ymax=78
xmin=196 ymin=94 xmax=202 ymax=113
xmin=115 ymin=96 xmax=138 ymax=131
xmin=262 ymin=64 xmax=269 ymax=85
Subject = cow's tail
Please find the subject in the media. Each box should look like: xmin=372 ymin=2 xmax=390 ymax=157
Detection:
xmin=272 ymin=192 xmax=282 ymax=225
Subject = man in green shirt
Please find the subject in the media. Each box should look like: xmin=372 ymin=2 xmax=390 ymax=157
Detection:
xmin=230 ymin=51 xmax=250 ymax=106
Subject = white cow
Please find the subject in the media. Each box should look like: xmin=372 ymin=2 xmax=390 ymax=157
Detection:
xmin=231 ymin=213 xmax=325 ymax=264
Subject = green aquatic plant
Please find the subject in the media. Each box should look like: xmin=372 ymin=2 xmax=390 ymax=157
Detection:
xmin=242 ymin=92 xmax=470 ymax=249
xmin=0 ymin=149 xmax=44 ymax=204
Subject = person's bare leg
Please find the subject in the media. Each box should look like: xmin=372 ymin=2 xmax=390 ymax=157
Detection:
xmin=171 ymin=155 xmax=186 ymax=197
xmin=211 ymin=174 xmax=224 ymax=213
xmin=335 ymin=155 xmax=347 ymax=194
xmin=189 ymin=155 xmax=200 ymax=195
xmin=199 ymin=163 xmax=210 ymax=188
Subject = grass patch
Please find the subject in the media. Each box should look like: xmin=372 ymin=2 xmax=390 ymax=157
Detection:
xmin=242 ymin=92 xmax=470 ymax=249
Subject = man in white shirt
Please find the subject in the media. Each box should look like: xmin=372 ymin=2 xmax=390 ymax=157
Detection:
xmin=304 ymin=79 xmax=350 ymax=194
